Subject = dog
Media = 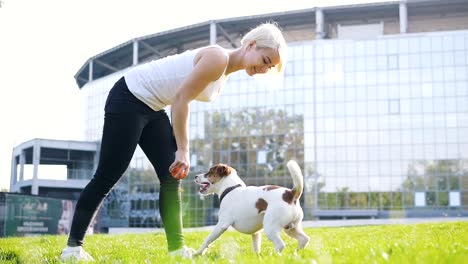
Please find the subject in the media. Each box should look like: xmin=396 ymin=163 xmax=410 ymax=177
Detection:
xmin=194 ymin=160 xmax=310 ymax=255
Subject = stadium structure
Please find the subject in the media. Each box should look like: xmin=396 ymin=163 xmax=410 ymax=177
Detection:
xmin=10 ymin=0 xmax=468 ymax=232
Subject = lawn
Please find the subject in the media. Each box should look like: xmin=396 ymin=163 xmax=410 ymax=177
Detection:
xmin=0 ymin=221 xmax=466 ymax=263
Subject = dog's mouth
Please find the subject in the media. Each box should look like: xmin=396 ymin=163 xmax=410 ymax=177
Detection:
xmin=198 ymin=182 xmax=211 ymax=193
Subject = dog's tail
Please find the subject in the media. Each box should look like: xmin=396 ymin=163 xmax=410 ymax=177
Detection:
xmin=287 ymin=160 xmax=304 ymax=201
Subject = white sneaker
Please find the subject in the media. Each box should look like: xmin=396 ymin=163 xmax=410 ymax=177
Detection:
xmin=168 ymin=245 xmax=195 ymax=258
xmin=60 ymin=246 xmax=94 ymax=262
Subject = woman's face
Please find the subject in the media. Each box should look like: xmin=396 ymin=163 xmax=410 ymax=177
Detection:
xmin=244 ymin=42 xmax=280 ymax=76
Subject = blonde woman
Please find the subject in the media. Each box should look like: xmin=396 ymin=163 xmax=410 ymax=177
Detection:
xmin=61 ymin=22 xmax=287 ymax=261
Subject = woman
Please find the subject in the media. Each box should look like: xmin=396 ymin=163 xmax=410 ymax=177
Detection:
xmin=61 ymin=22 xmax=287 ymax=260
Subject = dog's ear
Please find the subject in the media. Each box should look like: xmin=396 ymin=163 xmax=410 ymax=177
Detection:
xmin=216 ymin=164 xmax=232 ymax=177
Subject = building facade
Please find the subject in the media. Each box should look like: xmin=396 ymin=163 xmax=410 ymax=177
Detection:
xmin=73 ymin=0 xmax=468 ymax=228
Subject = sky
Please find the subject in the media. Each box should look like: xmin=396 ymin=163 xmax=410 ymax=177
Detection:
xmin=0 ymin=0 xmax=385 ymax=190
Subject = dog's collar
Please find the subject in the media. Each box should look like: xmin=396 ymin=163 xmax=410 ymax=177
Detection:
xmin=219 ymin=184 xmax=242 ymax=204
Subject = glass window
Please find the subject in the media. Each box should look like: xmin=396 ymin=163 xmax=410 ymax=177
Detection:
xmin=347 ymin=118 xmax=357 ymax=131
xmin=377 ymin=71 xmax=388 ymax=85
xmin=377 ymin=55 xmax=387 ymax=70
xmin=388 ymin=85 xmax=399 ymax=99
xmin=315 ymin=44 xmax=324 ymax=58
xmin=409 ymin=69 xmax=421 ymax=83
xmin=409 ymin=54 xmax=421 ymax=68
xmin=355 ymin=41 xmax=365 ymax=56
xmin=388 ymin=39 xmax=398 ymax=54
xmin=388 ymin=99 xmax=400 ymax=114
xmin=315 ymin=59 xmax=324 ymax=73
xmin=365 ymin=40 xmax=377 ymax=55
xmin=366 ymin=56 xmax=377 ymax=71
xmin=420 ymin=37 xmax=431 ymax=52
xmin=304 ymin=60 xmax=314 ymax=74
xmin=421 ymin=69 xmax=432 ymax=83
xmin=304 ymin=44 xmax=314 ymax=59
xmin=445 ymin=82 xmax=457 ymax=96
xmin=454 ymin=35 xmax=465 ymax=50
xmin=376 ymin=39 xmax=386 ymax=55
xmin=345 ymin=57 xmax=355 ymax=72
xmin=455 ymin=66 xmax=467 ymax=81
xmin=388 ymin=54 xmax=398 ymax=69
xmin=420 ymin=53 xmax=432 ymax=68
xmin=411 ymin=114 xmax=423 ymax=129
xmin=443 ymin=35 xmax=454 ymax=50
xmin=345 ymin=72 xmax=355 ymax=87
xmin=285 ymin=61 xmax=294 ymax=75
xmin=356 ymin=57 xmax=366 ymax=71
xmin=400 ymin=84 xmax=410 ymax=99
xmin=345 ymin=102 xmax=356 ymax=116
xmin=408 ymin=38 xmax=420 ymax=53
xmin=335 ymin=87 xmax=346 ymax=101
xmin=457 ymin=97 xmax=468 ymax=112
xmin=378 ymin=130 xmax=389 ymax=145
xmin=346 ymin=87 xmax=357 ymax=101
xmin=443 ymin=52 xmax=455 ymax=66
xmin=293 ymin=45 xmax=304 ymax=59
xmin=367 ymin=100 xmax=378 ymax=115
xmin=366 ymin=71 xmax=377 ymax=86
xmin=377 ymin=84 xmax=388 ymax=99
xmin=367 ymin=85 xmax=377 ymax=100
xmin=324 ymin=87 xmax=335 ymax=102
xmin=292 ymin=60 xmax=303 ymax=75
xmin=344 ymin=42 xmax=355 ymax=57
xmin=422 ymin=83 xmax=433 ymax=97
xmin=413 ymin=144 xmax=424 ymax=159
xmin=445 ymin=97 xmax=457 ymax=113
xmin=355 ymin=72 xmax=366 ymax=87
xmin=431 ymin=36 xmax=443 ymax=51
xmin=400 ymin=99 xmax=411 ymax=114
xmin=368 ymin=116 xmax=379 ymax=130
xmin=433 ymin=68 xmax=444 ymax=82
xmin=317 ymin=44 xmax=332 ymax=60
xmin=431 ymin=52 xmax=443 ymax=67
xmin=398 ymin=38 xmax=409 ymax=53
xmin=433 ymin=98 xmax=446 ymax=113
xmin=423 ymin=114 xmax=434 ymax=128
xmin=334 ymin=43 xmax=345 ymax=58
xmin=400 ymin=70 xmax=410 ymax=84
xmin=356 ymin=102 xmax=367 ymax=116
xmin=401 ymin=130 xmax=412 ymax=145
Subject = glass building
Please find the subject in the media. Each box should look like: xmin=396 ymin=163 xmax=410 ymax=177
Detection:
xmin=71 ymin=0 xmax=468 ymax=229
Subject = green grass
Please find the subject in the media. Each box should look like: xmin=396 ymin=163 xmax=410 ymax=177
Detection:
xmin=0 ymin=221 xmax=467 ymax=263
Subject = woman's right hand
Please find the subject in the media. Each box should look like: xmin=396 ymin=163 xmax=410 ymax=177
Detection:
xmin=169 ymin=149 xmax=190 ymax=179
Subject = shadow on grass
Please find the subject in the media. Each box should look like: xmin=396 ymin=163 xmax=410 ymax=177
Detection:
xmin=0 ymin=250 xmax=19 ymax=264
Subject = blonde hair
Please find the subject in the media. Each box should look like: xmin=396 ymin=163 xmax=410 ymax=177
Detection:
xmin=240 ymin=22 xmax=288 ymax=74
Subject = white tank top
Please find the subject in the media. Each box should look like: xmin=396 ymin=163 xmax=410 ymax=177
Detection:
xmin=124 ymin=45 xmax=229 ymax=111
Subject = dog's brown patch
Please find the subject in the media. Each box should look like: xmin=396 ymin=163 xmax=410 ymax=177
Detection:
xmin=207 ymin=164 xmax=232 ymax=178
xmin=255 ymin=198 xmax=268 ymax=214
xmin=263 ymin=185 xmax=281 ymax=191
xmin=282 ymin=189 xmax=297 ymax=204
xmin=205 ymin=164 xmax=234 ymax=184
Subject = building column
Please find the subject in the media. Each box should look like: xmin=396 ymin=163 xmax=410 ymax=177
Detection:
xmin=210 ymin=20 xmax=217 ymax=45
xmin=315 ymin=8 xmax=325 ymax=39
xmin=19 ymin=150 xmax=25 ymax=182
xmin=399 ymin=0 xmax=408 ymax=34
xmin=32 ymin=141 xmax=41 ymax=195
xmin=10 ymin=154 xmax=17 ymax=192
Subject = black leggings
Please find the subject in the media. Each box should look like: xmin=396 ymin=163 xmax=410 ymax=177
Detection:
xmin=67 ymin=77 xmax=184 ymax=251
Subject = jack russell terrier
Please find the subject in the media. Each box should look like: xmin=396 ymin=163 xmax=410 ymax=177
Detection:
xmin=194 ymin=160 xmax=310 ymax=255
